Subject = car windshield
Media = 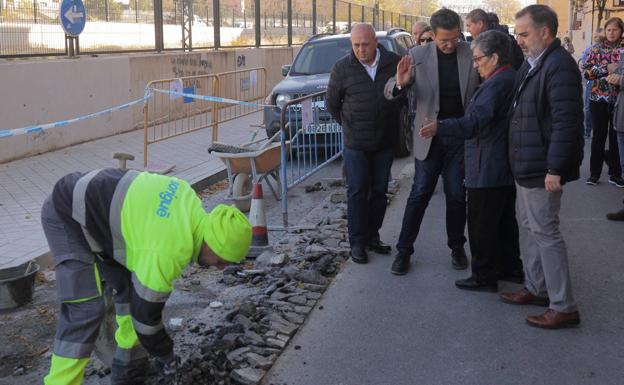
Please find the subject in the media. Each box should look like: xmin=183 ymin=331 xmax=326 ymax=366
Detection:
xmin=290 ymin=39 xmax=352 ymax=75
xmin=290 ymin=37 xmax=394 ymax=76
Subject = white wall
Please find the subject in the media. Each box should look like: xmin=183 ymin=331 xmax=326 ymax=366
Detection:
xmin=0 ymin=47 xmax=295 ymax=163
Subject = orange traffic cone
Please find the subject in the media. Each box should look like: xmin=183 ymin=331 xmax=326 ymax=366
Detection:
xmin=247 ymin=182 xmax=273 ymax=258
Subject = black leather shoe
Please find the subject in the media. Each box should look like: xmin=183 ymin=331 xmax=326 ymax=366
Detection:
xmin=451 ymin=248 xmax=468 ymax=270
xmin=607 ymin=207 xmax=624 ymax=221
xmin=455 ymin=276 xmax=498 ymax=292
xmin=367 ymin=239 xmax=392 ymax=254
xmin=498 ymin=270 xmax=525 ymax=284
xmin=391 ymin=252 xmax=411 ymax=275
xmin=351 ymin=246 xmax=368 ymax=264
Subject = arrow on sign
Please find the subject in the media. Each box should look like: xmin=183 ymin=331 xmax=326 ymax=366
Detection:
xmin=64 ymin=6 xmax=84 ymax=23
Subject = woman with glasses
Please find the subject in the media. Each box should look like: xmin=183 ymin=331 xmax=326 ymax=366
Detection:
xmin=419 ymin=30 xmax=523 ymax=292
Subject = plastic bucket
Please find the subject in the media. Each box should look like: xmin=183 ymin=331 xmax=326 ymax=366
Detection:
xmin=0 ymin=261 xmax=40 ymax=310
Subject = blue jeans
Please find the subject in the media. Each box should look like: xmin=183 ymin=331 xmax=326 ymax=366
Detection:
xmin=397 ymin=136 xmax=467 ymax=255
xmin=343 ymin=146 xmax=394 ymax=247
xmin=584 ymin=80 xmax=592 ymax=137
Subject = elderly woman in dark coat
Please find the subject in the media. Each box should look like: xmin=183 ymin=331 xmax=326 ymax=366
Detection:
xmin=420 ymin=30 xmax=523 ymax=292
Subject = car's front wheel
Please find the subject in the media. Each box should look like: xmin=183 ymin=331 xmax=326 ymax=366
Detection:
xmin=393 ymin=105 xmax=412 ymax=158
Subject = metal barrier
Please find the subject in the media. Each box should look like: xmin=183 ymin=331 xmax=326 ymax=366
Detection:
xmin=279 ymin=91 xmax=343 ymax=227
xmin=143 ymin=74 xmax=218 ymax=167
xmin=214 ymin=68 xmax=268 ymax=137
xmin=142 ymin=67 xmax=267 ymax=167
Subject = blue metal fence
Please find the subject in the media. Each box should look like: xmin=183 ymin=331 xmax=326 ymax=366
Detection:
xmin=279 ymin=91 xmax=343 ymax=227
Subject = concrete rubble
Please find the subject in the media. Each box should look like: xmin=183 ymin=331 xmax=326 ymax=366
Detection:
xmin=88 ymin=180 xmax=398 ymax=385
xmin=123 ymin=196 xmax=355 ymax=385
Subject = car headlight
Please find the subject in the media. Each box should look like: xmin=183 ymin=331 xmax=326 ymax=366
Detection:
xmin=275 ymin=94 xmax=292 ymax=109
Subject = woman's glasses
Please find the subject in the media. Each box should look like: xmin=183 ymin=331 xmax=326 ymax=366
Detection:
xmin=420 ymin=37 xmax=433 ymax=43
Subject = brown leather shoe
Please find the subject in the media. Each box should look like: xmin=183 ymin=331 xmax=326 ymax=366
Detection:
xmin=500 ymin=288 xmax=549 ymax=307
xmin=526 ymin=309 xmax=580 ymax=329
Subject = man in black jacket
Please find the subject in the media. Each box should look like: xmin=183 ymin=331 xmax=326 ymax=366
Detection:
xmin=327 ymin=23 xmax=401 ymax=264
xmin=501 ymin=4 xmax=584 ymax=329
xmin=465 ymin=9 xmax=524 ymax=70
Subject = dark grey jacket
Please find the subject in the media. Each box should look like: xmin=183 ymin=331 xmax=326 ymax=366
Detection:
xmin=613 ymin=62 xmax=624 ymax=133
xmin=437 ymin=67 xmax=516 ymax=188
xmin=327 ymin=45 xmax=401 ymax=151
xmin=508 ymin=39 xmax=584 ymax=187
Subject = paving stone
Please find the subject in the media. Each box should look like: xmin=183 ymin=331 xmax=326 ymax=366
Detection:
xmin=269 ymin=320 xmax=298 ymax=336
xmin=287 ymin=295 xmax=308 ymax=305
xmin=294 ymin=305 xmax=313 ymax=314
xmin=275 ymin=333 xmax=290 ymax=343
xmin=305 ymin=291 xmax=322 ymax=300
xmin=230 ymin=367 xmax=266 ymax=385
xmin=245 ymin=352 xmax=275 ymax=370
xmin=227 ymin=347 xmax=251 ymax=364
xmin=265 ymin=337 xmax=287 ymax=349
xmin=282 ymin=311 xmax=305 ymax=325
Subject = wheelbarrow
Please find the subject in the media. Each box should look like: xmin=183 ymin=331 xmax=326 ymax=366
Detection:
xmin=208 ymin=131 xmax=289 ymax=212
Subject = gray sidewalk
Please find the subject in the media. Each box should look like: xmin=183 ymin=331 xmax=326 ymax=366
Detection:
xmin=263 ymin=146 xmax=624 ymax=385
xmin=0 ymin=112 xmax=262 ymax=269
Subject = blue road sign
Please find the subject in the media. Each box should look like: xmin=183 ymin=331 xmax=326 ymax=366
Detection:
xmin=60 ymin=0 xmax=86 ymax=37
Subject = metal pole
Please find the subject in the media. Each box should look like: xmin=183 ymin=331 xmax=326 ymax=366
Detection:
xmin=105 ymin=0 xmax=109 ymax=22
xmin=361 ymin=5 xmax=364 ymax=22
xmin=33 ymin=0 xmax=37 ymax=24
xmin=135 ymin=0 xmax=139 ymax=23
xmin=332 ymin=0 xmax=336 ymax=33
xmin=67 ymin=36 xmax=75 ymax=57
xmin=287 ymin=0 xmax=292 ymax=46
xmin=154 ymin=0 xmax=164 ymax=51
xmin=347 ymin=3 xmax=351 ymax=31
xmin=312 ymin=0 xmax=316 ymax=34
xmin=254 ymin=0 xmax=260 ymax=47
xmin=213 ymin=0 xmax=221 ymax=49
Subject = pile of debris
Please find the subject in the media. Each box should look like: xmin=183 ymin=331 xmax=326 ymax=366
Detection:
xmin=142 ymin=200 xmax=352 ymax=385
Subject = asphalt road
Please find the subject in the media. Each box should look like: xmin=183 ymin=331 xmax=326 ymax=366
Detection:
xmin=262 ymin=143 xmax=624 ymax=385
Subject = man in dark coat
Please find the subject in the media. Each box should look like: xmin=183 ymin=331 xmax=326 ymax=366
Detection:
xmin=465 ymin=8 xmax=525 ymax=70
xmin=501 ymin=4 xmax=584 ymax=329
xmin=326 ymin=23 xmax=401 ymax=264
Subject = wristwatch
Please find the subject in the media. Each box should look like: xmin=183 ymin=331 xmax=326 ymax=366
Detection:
xmin=396 ymin=83 xmax=402 ymax=91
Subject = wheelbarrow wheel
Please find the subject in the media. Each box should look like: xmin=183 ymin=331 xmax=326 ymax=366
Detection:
xmin=232 ymin=173 xmax=252 ymax=212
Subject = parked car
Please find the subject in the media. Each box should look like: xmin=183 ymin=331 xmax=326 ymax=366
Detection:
xmin=263 ymin=28 xmax=416 ymax=157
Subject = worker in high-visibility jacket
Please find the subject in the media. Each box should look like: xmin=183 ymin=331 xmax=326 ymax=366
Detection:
xmin=40 ymin=168 xmax=252 ymax=385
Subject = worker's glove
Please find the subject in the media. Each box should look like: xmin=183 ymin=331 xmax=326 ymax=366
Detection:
xmin=155 ymin=353 xmax=180 ymax=376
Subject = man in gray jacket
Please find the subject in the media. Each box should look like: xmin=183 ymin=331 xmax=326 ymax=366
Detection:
xmin=384 ymin=8 xmax=480 ymax=275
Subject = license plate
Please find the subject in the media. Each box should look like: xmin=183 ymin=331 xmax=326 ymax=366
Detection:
xmin=303 ymin=122 xmax=342 ymax=134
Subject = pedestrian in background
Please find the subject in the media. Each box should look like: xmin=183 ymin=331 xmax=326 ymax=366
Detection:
xmin=562 ymin=36 xmax=575 ymax=55
xmin=412 ymin=21 xmax=429 ymax=45
xmin=327 ymin=23 xmax=401 ymax=264
xmin=419 ymin=30 xmax=523 ymax=292
xmin=384 ymin=8 xmax=480 ymax=275
xmin=502 ymin=4 xmax=584 ymax=329
xmin=466 ymin=9 xmax=525 ymax=69
xmin=580 ymin=29 xmax=604 ymax=138
xmin=418 ymin=26 xmax=434 ymax=44
xmin=583 ymin=17 xmax=624 ymax=188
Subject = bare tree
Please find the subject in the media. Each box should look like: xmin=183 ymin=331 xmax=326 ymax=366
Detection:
xmin=484 ymin=0 xmax=522 ymax=25
xmin=595 ymin=0 xmax=608 ymax=30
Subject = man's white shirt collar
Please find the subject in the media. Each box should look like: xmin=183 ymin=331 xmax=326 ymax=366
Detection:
xmin=359 ymin=48 xmax=380 ymax=80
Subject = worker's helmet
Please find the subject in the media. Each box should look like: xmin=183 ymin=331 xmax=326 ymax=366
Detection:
xmin=203 ymin=204 xmax=252 ymax=263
